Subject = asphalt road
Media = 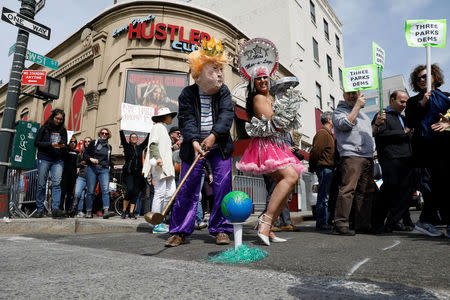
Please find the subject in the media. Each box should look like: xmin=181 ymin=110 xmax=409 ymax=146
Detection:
xmin=1 ymin=212 xmax=449 ymax=299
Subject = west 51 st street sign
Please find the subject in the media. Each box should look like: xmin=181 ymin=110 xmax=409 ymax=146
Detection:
xmin=8 ymin=44 xmax=58 ymax=70
xmin=1 ymin=6 xmax=51 ymax=40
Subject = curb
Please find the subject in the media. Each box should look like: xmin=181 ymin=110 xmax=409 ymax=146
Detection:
xmin=0 ymin=218 xmax=153 ymax=234
xmin=0 ymin=211 xmax=313 ymax=235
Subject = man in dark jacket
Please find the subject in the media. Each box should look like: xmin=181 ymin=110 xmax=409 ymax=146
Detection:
xmin=373 ymin=90 xmax=414 ymax=232
xmin=166 ymin=40 xmax=234 ymax=247
xmin=309 ymin=111 xmax=335 ymax=230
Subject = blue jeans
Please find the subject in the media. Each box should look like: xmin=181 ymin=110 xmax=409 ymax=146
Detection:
xmin=36 ymin=159 xmax=64 ymax=211
xmin=74 ymin=176 xmax=87 ymax=212
xmin=86 ymin=166 xmax=110 ymax=211
xmin=195 ymin=173 xmax=206 ymax=224
xmin=316 ymin=166 xmax=334 ymax=228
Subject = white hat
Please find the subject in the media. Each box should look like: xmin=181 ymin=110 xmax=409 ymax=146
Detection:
xmin=151 ymin=107 xmax=177 ymax=122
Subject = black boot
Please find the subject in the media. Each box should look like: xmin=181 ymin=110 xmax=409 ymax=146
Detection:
xmin=68 ymin=197 xmax=80 ymax=217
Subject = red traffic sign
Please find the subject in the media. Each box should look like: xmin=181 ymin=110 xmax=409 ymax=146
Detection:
xmin=22 ymin=70 xmax=46 ymax=86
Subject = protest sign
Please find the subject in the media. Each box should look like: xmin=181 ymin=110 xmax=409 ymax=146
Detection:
xmin=120 ymin=102 xmax=155 ymax=134
xmin=405 ymin=19 xmax=447 ymax=91
xmin=405 ymin=19 xmax=447 ymax=48
xmin=342 ymin=64 xmax=378 ymax=92
xmin=372 ymin=42 xmax=385 ymax=110
xmin=372 ymin=42 xmax=385 ymax=69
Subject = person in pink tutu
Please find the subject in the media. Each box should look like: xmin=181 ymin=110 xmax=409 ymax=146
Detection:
xmin=236 ymin=38 xmax=306 ymax=246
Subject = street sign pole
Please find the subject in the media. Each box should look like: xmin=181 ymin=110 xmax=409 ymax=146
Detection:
xmin=0 ymin=0 xmax=36 ymax=218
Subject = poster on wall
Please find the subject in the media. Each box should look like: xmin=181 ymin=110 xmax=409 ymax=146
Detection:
xmin=122 ymin=70 xmax=188 ymax=141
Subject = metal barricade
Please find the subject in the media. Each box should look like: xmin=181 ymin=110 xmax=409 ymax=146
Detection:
xmin=232 ymin=175 xmax=267 ymax=211
xmin=7 ymin=168 xmax=39 ymax=218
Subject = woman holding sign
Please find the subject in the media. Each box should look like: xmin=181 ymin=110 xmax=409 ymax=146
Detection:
xmin=405 ymin=64 xmax=450 ymax=238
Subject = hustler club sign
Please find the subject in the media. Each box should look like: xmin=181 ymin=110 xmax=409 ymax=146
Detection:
xmin=112 ymin=14 xmax=211 ymax=52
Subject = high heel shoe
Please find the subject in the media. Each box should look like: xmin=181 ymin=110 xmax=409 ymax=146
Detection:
xmin=257 ymin=214 xmax=272 ymax=246
xmin=269 ymin=231 xmax=287 ymax=243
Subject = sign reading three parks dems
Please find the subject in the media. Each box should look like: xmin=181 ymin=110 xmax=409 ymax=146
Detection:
xmin=372 ymin=42 xmax=385 ymax=69
xmin=405 ymin=19 xmax=447 ymax=48
xmin=342 ymin=64 xmax=378 ymax=92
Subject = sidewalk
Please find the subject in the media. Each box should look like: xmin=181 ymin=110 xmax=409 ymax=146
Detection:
xmin=0 ymin=211 xmax=313 ymax=234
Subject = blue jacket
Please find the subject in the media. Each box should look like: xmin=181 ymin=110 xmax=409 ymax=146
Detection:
xmin=178 ymin=83 xmax=234 ymax=164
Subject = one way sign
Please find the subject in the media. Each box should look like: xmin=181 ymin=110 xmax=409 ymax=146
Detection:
xmin=1 ymin=7 xmax=51 ymax=40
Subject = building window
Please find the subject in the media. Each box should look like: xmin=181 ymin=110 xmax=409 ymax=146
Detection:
xmin=338 ymin=68 xmax=343 ymax=88
xmin=324 ymin=19 xmax=329 ymax=40
xmin=335 ymin=34 xmax=341 ymax=54
xmin=316 ymin=82 xmax=322 ymax=109
xmin=366 ymin=97 xmax=377 ymax=106
xmin=330 ymin=95 xmax=335 ymax=109
xmin=327 ymin=55 xmax=333 ymax=77
xmin=310 ymin=1 xmax=316 ymax=23
xmin=313 ymin=38 xmax=319 ymax=62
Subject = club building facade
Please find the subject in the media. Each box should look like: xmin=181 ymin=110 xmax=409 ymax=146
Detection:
xmin=1 ymin=0 xmax=293 ymax=155
xmin=0 ymin=0 xmax=343 ymax=211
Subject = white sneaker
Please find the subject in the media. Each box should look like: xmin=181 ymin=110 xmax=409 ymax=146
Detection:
xmin=76 ymin=212 xmax=85 ymax=218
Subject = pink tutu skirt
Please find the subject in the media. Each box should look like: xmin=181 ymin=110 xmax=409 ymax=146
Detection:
xmin=236 ymin=137 xmax=306 ymax=175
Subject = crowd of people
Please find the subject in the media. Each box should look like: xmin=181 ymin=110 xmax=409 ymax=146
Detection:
xmin=29 ymin=37 xmax=450 ymax=247
xmin=309 ymin=63 xmax=449 ymax=238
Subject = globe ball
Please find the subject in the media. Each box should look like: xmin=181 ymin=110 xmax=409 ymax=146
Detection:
xmin=221 ymin=191 xmax=253 ymax=223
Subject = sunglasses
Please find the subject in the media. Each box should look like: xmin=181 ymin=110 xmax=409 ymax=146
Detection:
xmin=70 ymin=140 xmax=77 ymax=143
xmin=100 ymin=132 xmax=109 ymax=136
xmin=417 ymin=74 xmax=427 ymax=81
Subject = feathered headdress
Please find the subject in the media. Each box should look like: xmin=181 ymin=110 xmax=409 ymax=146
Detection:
xmin=187 ymin=37 xmax=229 ymax=79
